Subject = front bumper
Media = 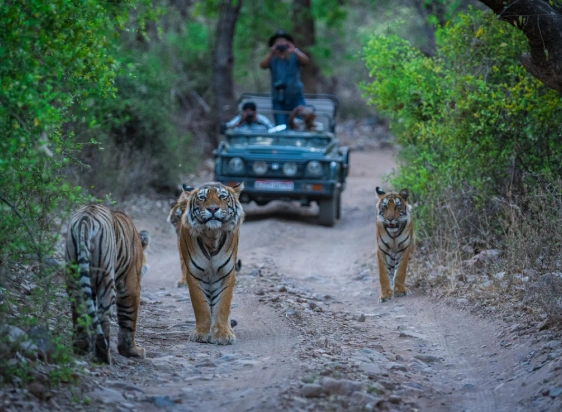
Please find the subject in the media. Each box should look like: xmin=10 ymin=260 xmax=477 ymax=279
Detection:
xmin=214 ymin=176 xmax=341 ymax=203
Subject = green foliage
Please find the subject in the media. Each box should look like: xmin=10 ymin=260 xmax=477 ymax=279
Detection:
xmin=74 ymin=33 xmax=196 ymax=195
xmin=362 ymin=9 xmax=562 ymax=238
xmin=0 ymin=0 xmax=151 ymax=385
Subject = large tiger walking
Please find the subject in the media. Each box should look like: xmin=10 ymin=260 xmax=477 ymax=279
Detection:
xmin=175 ymin=182 xmax=244 ymax=345
xmin=65 ymin=205 xmax=150 ymax=363
xmin=375 ymin=187 xmax=413 ymax=303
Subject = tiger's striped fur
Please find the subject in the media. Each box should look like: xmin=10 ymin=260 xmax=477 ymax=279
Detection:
xmin=375 ymin=187 xmax=413 ymax=303
xmin=177 ymin=182 xmax=244 ymax=345
xmin=65 ymin=205 xmax=150 ymax=363
xmin=167 ymin=185 xmax=193 ymax=288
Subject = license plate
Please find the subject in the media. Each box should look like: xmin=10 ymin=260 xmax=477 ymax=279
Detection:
xmin=254 ymin=180 xmax=294 ymax=191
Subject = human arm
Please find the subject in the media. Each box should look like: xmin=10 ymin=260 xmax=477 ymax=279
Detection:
xmin=287 ymin=43 xmax=310 ymax=65
xmin=259 ymin=44 xmax=277 ymax=69
xmin=287 ymin=106 xmax=303 ymax=130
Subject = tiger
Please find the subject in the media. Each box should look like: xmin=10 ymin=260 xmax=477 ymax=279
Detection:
xmin=168 ymin=184 xmax=194 ymax=288
xmin=64 ymin=204 xmax=150 ymax=364
xmin=176 ymin=181 xmax=244 ymax=344
xmin=168 ymin=184 xmax=241 ymax=288
xmin=375 ymin=187 xmax=413 ymax=303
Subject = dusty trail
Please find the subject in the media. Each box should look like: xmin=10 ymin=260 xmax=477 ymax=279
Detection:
xmin=77 ymin=149 xmax=553 ymax=411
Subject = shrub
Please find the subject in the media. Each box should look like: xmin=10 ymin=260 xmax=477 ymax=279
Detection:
xmin=362 ymin=9 xmax=562 ymax=239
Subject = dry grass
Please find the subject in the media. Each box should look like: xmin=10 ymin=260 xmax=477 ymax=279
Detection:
xmin=411 ymin=180 xmax=562 ymax=324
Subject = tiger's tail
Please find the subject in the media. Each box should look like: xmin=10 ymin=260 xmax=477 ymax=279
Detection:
xmin=75 ymin=220 xmax=110 ymax=363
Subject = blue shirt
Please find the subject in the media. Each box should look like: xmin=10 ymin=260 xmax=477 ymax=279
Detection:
xmin=269 ymin=53 xmax=304 ymax=102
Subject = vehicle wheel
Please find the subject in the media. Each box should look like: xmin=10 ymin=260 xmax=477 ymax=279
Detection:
xmin=318 ymin=193 xmax=337 ymax=227
xmin=336 ymin=191 xmax=342 ymax=220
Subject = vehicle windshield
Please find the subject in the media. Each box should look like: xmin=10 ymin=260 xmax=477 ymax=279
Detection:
xmin=228 ymin=133 xmax=331 ymax=149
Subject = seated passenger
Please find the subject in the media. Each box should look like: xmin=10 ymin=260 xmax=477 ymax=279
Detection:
xmin=226 ymin=102 xmax=274 ymax=131
xmin=288 ymin=105 xmax=324 ymax=132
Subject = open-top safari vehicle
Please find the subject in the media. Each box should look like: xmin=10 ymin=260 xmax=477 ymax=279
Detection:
xmin=213 ymin=93 xmax=349 ymax=227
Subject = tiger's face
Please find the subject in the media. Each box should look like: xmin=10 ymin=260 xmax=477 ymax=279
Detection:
xmin=183 ymin=182 xmax=245 ymax=232
xmin=376 ymin=187 xmax=410 ymax=234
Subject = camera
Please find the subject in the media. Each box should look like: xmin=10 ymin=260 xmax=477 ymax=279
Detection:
xmin=273 ymin=81 xmax=286 ymax=102
xmin=276 ymin=44 xmax=288 ymax=52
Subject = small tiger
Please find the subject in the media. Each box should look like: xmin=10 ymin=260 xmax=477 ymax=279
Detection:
xmin=375 ymin=187 xmax=413 ymax=303
xmin=176 ymin=182 xmax=244 ymax=344
xmin=64 ymin=205 xmax=150 ymax=363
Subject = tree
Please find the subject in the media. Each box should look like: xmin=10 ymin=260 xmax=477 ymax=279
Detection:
xmin=292 ymin=0 xmax=318 ymax=92
xmin=212 ymin=0 xmax=243 ymax=148
xmin=478 ymin=0 xmax=562 ymax=93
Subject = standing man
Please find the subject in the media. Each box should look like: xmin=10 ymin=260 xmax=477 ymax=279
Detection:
xmin=259 ymin=30 xmax=310 ymax=125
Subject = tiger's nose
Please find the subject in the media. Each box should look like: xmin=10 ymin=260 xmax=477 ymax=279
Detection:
xmin=207 ymin=206 xmax=219 ymax=215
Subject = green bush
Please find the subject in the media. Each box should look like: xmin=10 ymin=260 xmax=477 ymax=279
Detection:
xmin=0 ymin=0 xmax=150 ymax=384
xmin=362 ymin=10 xmax=562 ymax=239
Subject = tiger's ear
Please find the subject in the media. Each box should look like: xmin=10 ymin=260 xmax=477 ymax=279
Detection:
xmin=376 ymin=186 xmax=386 ymax=199
xmin=399 ymin=189 xmax=409 ymax=201
xmin=232 ymin=182 xmax=244 ymax=197
xmin=182 ymin=184 xmax=194 ymax=193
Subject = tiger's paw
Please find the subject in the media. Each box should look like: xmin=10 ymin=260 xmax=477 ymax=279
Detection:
xmin=379 ymin=295 xmax=392 ymax=303
xmin=118 ymin=343 xmax=146 ymax=359
xmin=210 ymin=328 xmax=236 ymax=345
xmin=176 ymin=280 xmax=188 ymax=288
xmin=394 ymin=290 xmax=410 ymax=298
xmin=189 ymin=330 xmax=210 ymax=343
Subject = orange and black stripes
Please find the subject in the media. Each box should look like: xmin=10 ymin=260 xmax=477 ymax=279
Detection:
xmin=375 ymin=187 xmax=414 ymax=303
xmin=176 ymin=182 xmax=244 ymax=345
xmin=65 ymin=205 xmax=149 ymax=363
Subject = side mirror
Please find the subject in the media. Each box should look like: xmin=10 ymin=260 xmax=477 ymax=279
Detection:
xmin=219 ymin=123 xmax=227 ymax=135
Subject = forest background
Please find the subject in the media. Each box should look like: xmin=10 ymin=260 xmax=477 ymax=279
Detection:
xmin=1 ymin=0 xmax=562 ymax=384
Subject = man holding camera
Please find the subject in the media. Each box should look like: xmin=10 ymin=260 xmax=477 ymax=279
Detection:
xmin=225 ymin=101 xmax=274 ymax=131
xmin=259 ymin=30 xmax=310 ymax=126
xmin=288 ymin=105 xmax=324 ymax=132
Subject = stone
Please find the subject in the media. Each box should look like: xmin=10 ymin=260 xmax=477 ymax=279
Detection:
xmin=413 ymin=354 xmax=441 ymax=363
xmin=358 ymin=362 xmax=385 ymax=377
xmin=351 ymin=391 xmax=380 ymax=405
xmin=379 ymin=380 xmax=396 ymax=390
xmin=549 ymin=387 xmax=562 ymax=398
xmin=544 ymin=340 xmax=562 ymax=350
xmin=321 ymin=377 xmax=361 ymax=396
xmin=88 ymin=387 xmax=126 ymax=404
xmin=399 ymin=331 xmax=428 ymax=340
xmin=144 ymin=395 xmax=176 ymax=407
xmin=389 ymin=363 xmax=407 ymax=372
xmin=357 ymin=314 xmax=366 ymax=322
xmin=28 ymin=382 xmax=50 ymax=401
xmin=300 ymin=384 xmax=324 ymax=398
xmin=195 ymin=359 xmax=217 ymax=368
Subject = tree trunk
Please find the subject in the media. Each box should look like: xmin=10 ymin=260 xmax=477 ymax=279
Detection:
xmin=211 ymin=0 xmax=242 ymax=148
xmin=292 ymin=0 xmax=318 ymax=93
xmin=479 ymin=0 xmax=562 ymax=93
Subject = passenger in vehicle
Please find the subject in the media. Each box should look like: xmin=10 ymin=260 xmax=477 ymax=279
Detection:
xmin=288 ymin=105 xmax=324 ymax=132
xmin=226 ymin=101 xmax=274 ymax=131
xmin=259 ymin=30 xmax=310 ymax=126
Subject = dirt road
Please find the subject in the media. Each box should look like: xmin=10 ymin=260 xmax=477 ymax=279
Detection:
xmin=73 ymin=149 xmax=561 ymax=411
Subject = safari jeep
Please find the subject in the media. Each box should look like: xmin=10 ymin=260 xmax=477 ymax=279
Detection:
xmin=213 ymin=93 xmax=349 ymax=227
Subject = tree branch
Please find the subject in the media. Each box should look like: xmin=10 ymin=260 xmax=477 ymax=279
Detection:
xmin=479 ymin=0 xmax=562 ymax=93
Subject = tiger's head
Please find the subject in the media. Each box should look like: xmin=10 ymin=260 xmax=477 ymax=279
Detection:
xmin=167 ymin=184 xmax=193 ymax=239
xmin=181 ymin=182 xmax=245 ymax=233
xmin=376 ymin=187 xmax=411 ymax=234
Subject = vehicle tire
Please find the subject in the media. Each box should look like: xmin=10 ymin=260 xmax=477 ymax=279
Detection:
xmin=336 ymin=190 xmax=342 ymax=220
xmin=318 ymin=193 xmax=337 ymax=227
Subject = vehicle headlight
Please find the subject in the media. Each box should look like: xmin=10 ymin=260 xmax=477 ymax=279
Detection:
xmin=228 ymin=157 xmax=245 ymax=174
xmin=306 ymin=161 xmax=323 ymax=176
xmin=252 ymin=161 xmax=268 ymax=175
xmin=283 ymin=162 xmax=298 ymax=177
